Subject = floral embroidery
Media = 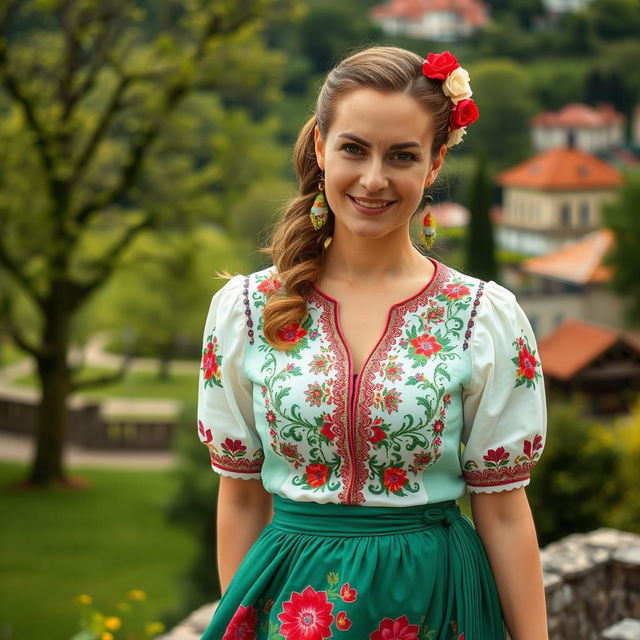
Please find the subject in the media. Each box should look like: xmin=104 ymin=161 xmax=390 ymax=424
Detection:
xmin=277 ymin=323 xmax=308 ymax=344
xmin=373 ymin=385 xmax=402 ymax=414
xmin=257 ymin=276 xmax=281 ymax=295
xmin=512 ymin=334 xmax=542 ymax=389
xmin=442 ymin=282 xmax=470 ymax=300
xmin=383 ymin=356 xmax=404 ymax=381
xmin=383 ymin=467 xmax=408 ymax=493
xmin=277 ymin=585 xmax=334 ymax=640
xmin=336 ymin=611 xmax=352 ymax=631
xmin=463 ymin=433 xmax=544 ymax=487
xmin=306 ymin=463 xmax=329 ymax=488
xmin=370 ymin=615 xmax=420 ymax=640
xmin=408 ymin=333 xmax=442 ymax=359
xmin=201 ymin=334 xmax=223 ymax=388
xmin=198 ymin=421 xmax=264 ymax=475
xmin=243 ymin=276 xmax=255 ymax=345
xmin=339 ymin=583 xmax=357 ymax=602
xmin=223 ymin=604 xmax=258 ymax=640
xmin=463 ymin=280 xmax=484 ymax=350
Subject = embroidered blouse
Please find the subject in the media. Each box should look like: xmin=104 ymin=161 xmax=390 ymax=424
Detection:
xmin=197 ymin=258 xmax=547 ymax=506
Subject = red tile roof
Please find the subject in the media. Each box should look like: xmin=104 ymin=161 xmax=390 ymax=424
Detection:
xmin=496 ymin=147 xmax=623 ymax=191
xmin=371 ymin=0 xmax=489 ymax=26
xmin=521 ymin=229 xmax=615 ymax=285
xmin=531 ymin=103 xmax=625 ymax=129
xmin=538 ymin=319 xmax=640 ymax=381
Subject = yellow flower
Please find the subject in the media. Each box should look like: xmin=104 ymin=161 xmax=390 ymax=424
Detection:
xmin=101 ymin=633 xmax=113 ymax=640
xmin=76 ymin=594 xmax=93 ymax=606
xmin=104 ymin=617 xmax=122 ymax=631
xmin=126 ymin=589 xmax=147 ymax=601
xmin=145 ymin=621 xmax=166 ymax=636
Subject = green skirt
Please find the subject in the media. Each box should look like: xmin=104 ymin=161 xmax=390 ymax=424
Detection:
xmin=202 ymin=495 xmax=505 ymax=640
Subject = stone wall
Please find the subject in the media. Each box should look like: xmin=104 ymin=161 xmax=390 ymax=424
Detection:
xmin=159 ymin=527 xmax=640 ymax=640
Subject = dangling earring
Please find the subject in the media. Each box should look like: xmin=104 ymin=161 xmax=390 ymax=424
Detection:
xmin=310 ymin=173 xmax=328 ymax=230
xmin=421 ymin=188 xmax=436 ymax=250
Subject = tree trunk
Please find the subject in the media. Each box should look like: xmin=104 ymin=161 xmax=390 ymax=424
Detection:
xmin=27 ymin=291 xmax=72 ymax=487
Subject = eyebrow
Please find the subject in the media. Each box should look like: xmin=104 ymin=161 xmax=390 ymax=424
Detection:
xmin=338 ymin=133 xmax=422 ymax=151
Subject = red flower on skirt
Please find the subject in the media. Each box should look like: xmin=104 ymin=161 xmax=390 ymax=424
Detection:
xmin=223 ymin=604 xmax=258 ymax=640
xmin=336 ymin=611 xmax=352 ymax=631
xmin=370 ymin=615 xmax=420 ymax=640
xmin=339 ymin=583 xmax=357 ymax=602
xmin=383 ymin=467 xmax=407 ymax=493
xmin=278 ymin=585 xmax=334 ymax=640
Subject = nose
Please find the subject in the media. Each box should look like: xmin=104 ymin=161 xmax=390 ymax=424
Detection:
xmin=359 ymin=158 xmax=389 ymax=193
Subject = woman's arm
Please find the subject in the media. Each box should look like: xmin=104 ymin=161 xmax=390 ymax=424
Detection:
xmin=217 ymin=476 xmax=273 ymax=594
xmin=470 ymin=487 xmax=548 ymax=640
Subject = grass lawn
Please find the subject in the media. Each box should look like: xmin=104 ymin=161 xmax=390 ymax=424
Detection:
xmin=0 ymin=461 xmax=203 ymax=640
xmin=14 ymin=367 xmax=199 ymax=404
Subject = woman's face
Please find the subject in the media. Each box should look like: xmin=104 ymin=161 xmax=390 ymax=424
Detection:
xmin=314 ymin=88 xmax=447 ymax=242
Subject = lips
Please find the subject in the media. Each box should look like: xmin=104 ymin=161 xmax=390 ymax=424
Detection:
xmin=348 ymin=195 xmax=396 ymax=213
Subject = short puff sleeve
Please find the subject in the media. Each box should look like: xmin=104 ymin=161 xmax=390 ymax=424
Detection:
xmin=197 ymin=274 xmax=264 ymax=479
xmin=461 ymin=280 xmax=547 ymax=493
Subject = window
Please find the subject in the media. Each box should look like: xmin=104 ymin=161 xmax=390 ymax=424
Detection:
xmin=560 ymin=203 xmax=571 ymax=227
xmin=580 ymin=202 xmax=590 ymax=226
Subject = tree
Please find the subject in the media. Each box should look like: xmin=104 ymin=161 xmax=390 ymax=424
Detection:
xmin=465 ymin=150 xmax=497 ymax=282
xmin=0 ymin=0 xmax=298 ymax=487
xmin=601 ymin=173 xmax=640 ymax=326
xmin=463 ymin=59 xmax=539 ymax=170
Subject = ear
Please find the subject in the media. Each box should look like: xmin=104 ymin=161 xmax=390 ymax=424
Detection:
xmin=314 ymin=125 xmax=325 ymax=171
xmin=426 ymin=143 xmax=448 ymax=186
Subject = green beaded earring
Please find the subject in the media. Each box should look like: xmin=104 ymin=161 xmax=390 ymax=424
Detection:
xmin=310 ymin=175 xmax=328 ymax=230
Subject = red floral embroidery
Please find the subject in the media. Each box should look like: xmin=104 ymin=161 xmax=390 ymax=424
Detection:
xmin=483 ymin=446 xmax=509 ymax=468
xmin=370 ymin=615 xmax=420 ymax=640
xmin=277 ymin=323 xmax=308 ymax=343
xmin=221 ymin=438 xmax=247 ymax=459
xmin=198 ymin=420 xmax=213 ymax=444
xmin=257 ymin=277 xmax=281 ymax=295
xmin=366 ymin=417 xmax=387 ymax=445
xmin=442 ymin=283 xmax=470 ymax=300
xmin=306 ymin=463 xmax=329 ymax=488
xmin=464 ymin=434 xmax=544 ymax=488
xmin=278 ymin=585 xmax=334 ymax=640
xmin=320 ymin=414 xmax=338 ymax=442
xmin=280 ymin=442 xmax=305 ymax=469
xmin=339 ymin=583 xmax=357 ymax=602
xmin=336 ymin=611 xmax=352 ymax=631
xmin=383 ymin=467 xmax=407 ymax=493
xmin=512 ymin=334 xmax=542 ymax=389
xmin=433 ymin=420 xmax=444 ymax=433
xmin=202 ymin=335 xmax=222 ymax=388
xmin=409 ymin=333 xmax=442 ymax=357
xmin=223 ymin=604 xmax=258 ymax=640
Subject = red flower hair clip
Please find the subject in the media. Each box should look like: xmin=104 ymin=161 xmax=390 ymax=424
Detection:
xmin=422 ymin=51 xmax=479 ymax=147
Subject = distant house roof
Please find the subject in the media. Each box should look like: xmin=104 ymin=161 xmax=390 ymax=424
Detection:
xmin=531 ymin=103 xmax=625 ymax=129
xmin=496 ymin=147 xmax=623 ymax=191
xmin=371 ymin=0 xmax=490 ymax=26
xmin=538 ymin=319 xmax=640 ymax=381
xmin=521 ymin=228 xmax=615 ymax=285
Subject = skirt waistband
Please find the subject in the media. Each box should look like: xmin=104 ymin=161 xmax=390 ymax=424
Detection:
xmin=271 ymin=494 xmax=464 ymax=537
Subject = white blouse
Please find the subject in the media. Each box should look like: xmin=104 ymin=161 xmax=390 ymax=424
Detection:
xmin=197 ymin=258 xmax=547 ymax=505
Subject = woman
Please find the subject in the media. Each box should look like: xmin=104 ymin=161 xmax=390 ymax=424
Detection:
xmin=197 ymin=46 xmax=549 ymax=640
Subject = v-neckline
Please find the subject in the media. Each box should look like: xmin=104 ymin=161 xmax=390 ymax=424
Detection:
xmin=309 ymin=257 xmax=442 ymax=386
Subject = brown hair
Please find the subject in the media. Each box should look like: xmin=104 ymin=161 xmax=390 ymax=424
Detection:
xmin=260 ymin=46 xmax=452 ymax=350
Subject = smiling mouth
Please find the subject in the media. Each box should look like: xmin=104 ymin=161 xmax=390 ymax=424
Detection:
xmin=348 ymin=195 xmax=396 ymax=209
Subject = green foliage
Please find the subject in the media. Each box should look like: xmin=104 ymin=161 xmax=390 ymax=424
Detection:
xmin=165 ymin=401 xmax=222 ymax=608
xmin=527 ymin=397 xmax=621 ymax=545
xmin=463 ymin=59 xmax=539 ymax=169
xmin=601 ymin=172 xmax=640 ymax=326
xmin=464 ymin=150 xmax=497 ymax=282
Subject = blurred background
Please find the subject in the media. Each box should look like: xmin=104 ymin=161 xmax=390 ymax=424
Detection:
xmin=1 ymin=0 xmax=639 ymax=639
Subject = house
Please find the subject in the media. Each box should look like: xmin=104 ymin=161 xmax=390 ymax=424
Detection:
xmin=494 ymin=146 xmax=622 ymax=256
xmin=537 ymin=318 xmax=640 ymax=415
xmin=531 ymin=103 xmax=626 ymax=154
xmin=541 ymin=0 xmax=595 ymax=16
xmin=511 ymin=228 xmax=628 ymax=339
xmin=370 ymin=0 xmax=490 ymax=41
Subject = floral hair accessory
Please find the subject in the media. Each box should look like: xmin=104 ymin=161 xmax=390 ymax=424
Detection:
xmin=422 ymin=51 xmax=479 ymax=148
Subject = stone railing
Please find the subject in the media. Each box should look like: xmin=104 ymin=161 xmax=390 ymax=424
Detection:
xmin=158 ymin=527 xmax=640 ymax=640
